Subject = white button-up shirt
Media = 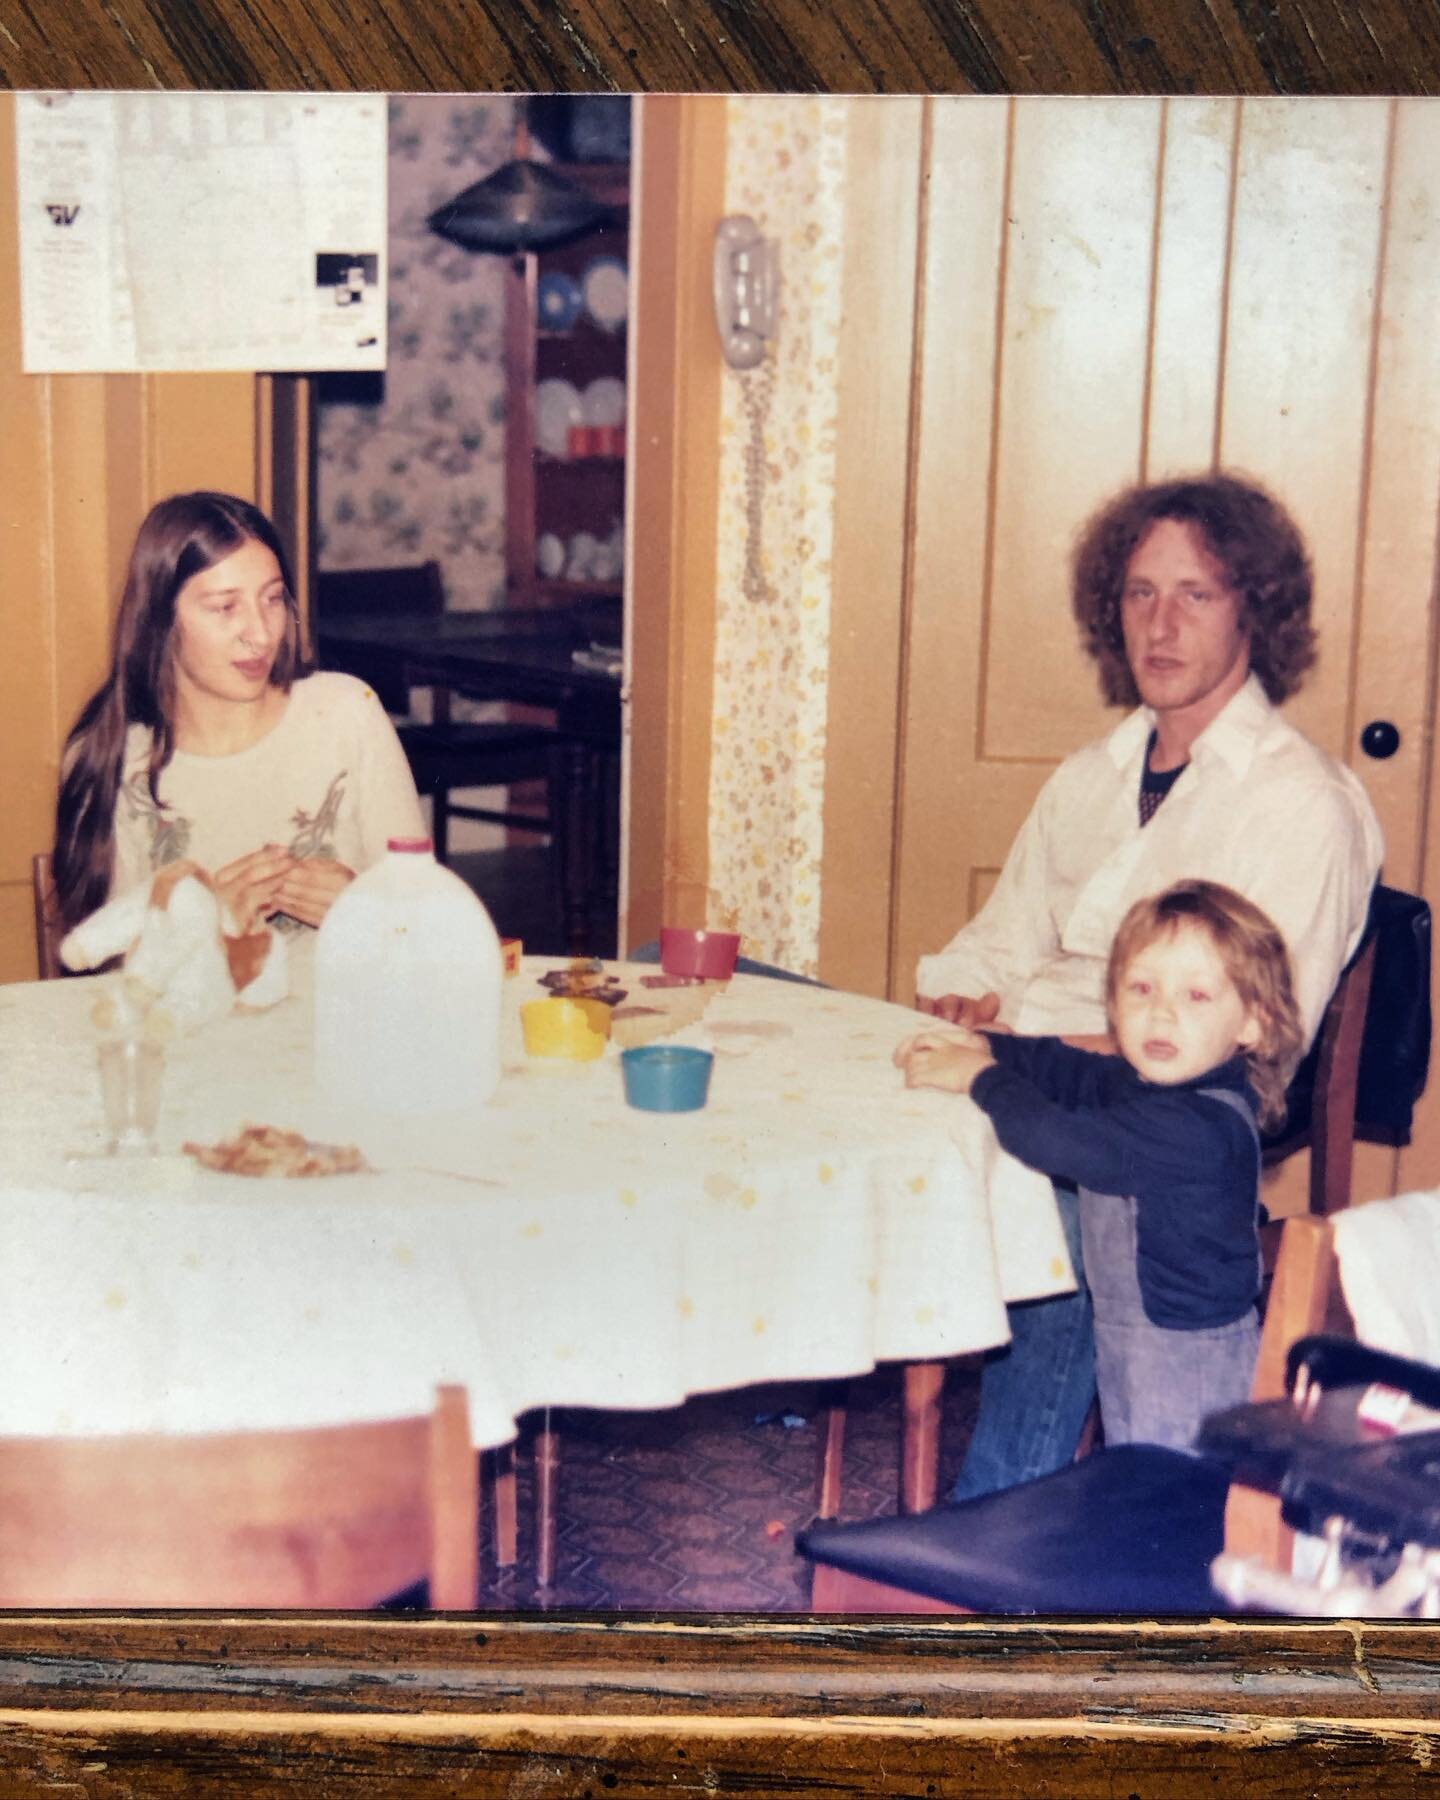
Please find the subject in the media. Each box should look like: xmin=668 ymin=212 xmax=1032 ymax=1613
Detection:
xmin=916 ymin=675 xmax=1385 ymax=1048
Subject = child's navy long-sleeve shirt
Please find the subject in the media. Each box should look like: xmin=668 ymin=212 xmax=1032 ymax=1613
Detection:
xmin=969 ymin=1038 xmax=1261 ymax=1329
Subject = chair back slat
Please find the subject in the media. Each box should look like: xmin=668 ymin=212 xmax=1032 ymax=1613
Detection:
xmin=1308 ymin=931 xmax=1376 ymax=1216
xmin=1225 ymin=1214 xmax=1341 ymax=1569
xmin=0 ymin=1386 xmax=477 ymax=1611
xmin=1265 ymin=882 xmax=1432 ymax=1217
xmin=32 ymin=852 xmax=63 ymax=981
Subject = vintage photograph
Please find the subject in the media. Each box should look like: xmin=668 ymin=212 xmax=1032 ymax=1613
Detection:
xmin=2 ymin=90 xmax=1438 ymax=1625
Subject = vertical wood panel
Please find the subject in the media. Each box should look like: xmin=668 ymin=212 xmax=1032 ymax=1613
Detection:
xmin=1219 ymin=99 xmax=1391 ymax=762
xmin=257 ymin=373 xmax=316 ymax=634
xmin=1219 ymin=99 xmax=1401 ymax=1207
xmin=984 ymin=99 xmax=1162 ymax=763
xmin=623 ymin=96 xmax=727 ymax=949
xmin=1146 ymin=97 xmax=1236 ymax=478
xmin=50 ymin=377 xmax=119 ymax=770
xmin=145 ymin=373 xmax=259 ymax=503
xmin=889 ymin=97 xmax=1013 ymax=1003
xmin=1350 ymin=101 xmax=1440 ymax=894
xmin=0 ymin=95 xmax=56 ymax=978
xmin=816 ymin=97 xmax=924 ymax=997
xmin=1370 ymin=100 xmax=1440 ymax=1192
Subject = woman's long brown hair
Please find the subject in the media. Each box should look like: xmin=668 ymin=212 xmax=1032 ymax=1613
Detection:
xmin=52 ymin=492 xmax=305 ymax=931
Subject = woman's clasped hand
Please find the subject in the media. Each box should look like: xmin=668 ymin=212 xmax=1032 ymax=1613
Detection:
xmin=214 ymin=845 xmax=356 ymax=933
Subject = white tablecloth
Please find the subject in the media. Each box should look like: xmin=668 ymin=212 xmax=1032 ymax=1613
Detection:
xmin=0 ymin=951 xmax=1073 ymax=1447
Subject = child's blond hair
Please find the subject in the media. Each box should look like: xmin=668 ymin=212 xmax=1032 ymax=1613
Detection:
xmin=1105 ymin=880 xmax=1303 ymax=1129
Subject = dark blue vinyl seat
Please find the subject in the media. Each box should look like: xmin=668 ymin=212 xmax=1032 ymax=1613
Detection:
xmin=796 ymin=1444 xmax=1230 ymax=1614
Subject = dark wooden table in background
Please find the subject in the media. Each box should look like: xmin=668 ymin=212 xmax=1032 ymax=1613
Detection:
xmin=5 ymin=5 xmax=1440 ymax=1793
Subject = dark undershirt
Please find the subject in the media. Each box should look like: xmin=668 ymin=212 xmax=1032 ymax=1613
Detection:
xmin=1139 ymin=730 xmax=1187 ymax=826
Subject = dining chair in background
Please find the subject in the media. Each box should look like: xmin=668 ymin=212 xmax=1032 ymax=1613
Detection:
xmin=796 ymin=1207 xmax=1346 ymax=1613
xmin=31 ymin=852 xmax=62 ymax=982
xmin=315 ymin=561 xmax=588 ymax=875
xmin=0 ymin=1385 xmax=479 ymax=1610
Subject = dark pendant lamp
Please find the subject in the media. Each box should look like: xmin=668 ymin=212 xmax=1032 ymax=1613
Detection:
xmin=427 ymin=159 xmax=611 ymax=259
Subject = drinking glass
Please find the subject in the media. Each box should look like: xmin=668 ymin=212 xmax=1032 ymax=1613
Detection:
xmin=97 ymin=1038 xmax=165 ymax=1155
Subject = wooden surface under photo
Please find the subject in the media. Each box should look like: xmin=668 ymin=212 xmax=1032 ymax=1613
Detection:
xmin=3 ymin=2 xmax=1440 ymax=1793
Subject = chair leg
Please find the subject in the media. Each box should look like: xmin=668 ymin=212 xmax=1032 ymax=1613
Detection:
xmin=900 ymin=1361 xmax=946 ymax=1513
xmin=816 ymin=1389 xmax=848 ymax=1520
xmin=552 ymin=742 xmax=592 ymax=953
xmin=491 ymin=1443 xmax=518 ymax=1569
xmin=534 ymin=1408 xmax=560 ymax=1593
xmin=432 ymin=787 xmax=450 ymax=864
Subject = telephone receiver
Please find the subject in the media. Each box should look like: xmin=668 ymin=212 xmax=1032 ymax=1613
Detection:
xmin=713 ymin=215 xmax=778 ymax=370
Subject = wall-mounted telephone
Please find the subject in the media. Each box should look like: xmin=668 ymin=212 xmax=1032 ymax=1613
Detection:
xmin=713 ymin=215 xmax=778 ymax=370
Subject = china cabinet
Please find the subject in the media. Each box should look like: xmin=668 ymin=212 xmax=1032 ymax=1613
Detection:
xmin=503 ymin=159 xmax=629 ymax=618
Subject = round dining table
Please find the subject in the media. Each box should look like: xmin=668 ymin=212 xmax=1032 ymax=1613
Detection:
xmin=0 ymin=948 xmax=1073 ymax=1486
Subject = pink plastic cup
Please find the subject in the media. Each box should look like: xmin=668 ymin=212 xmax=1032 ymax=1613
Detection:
xmin=659 ymin=927 xmax=741 ymax=981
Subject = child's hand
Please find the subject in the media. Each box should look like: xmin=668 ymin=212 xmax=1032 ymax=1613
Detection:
xmin=894 ymin=1028 xmax=995 ymax=1094
xmin=893 ymin=1023 xmax=986 ymax=1067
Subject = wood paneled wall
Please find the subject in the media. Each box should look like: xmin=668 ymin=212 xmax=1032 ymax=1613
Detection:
xmin=0 ymin=96 xmax=260 ymax=981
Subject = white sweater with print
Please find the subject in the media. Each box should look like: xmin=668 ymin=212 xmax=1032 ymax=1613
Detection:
xmin=112 ymin=672 xmax=425 ymax=905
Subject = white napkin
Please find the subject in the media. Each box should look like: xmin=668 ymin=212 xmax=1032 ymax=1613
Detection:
xmin=1332 ymin=1189 xmax=1440 ymax=1366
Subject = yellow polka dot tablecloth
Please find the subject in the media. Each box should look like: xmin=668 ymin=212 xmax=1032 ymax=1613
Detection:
xmin=0 ymin=953 xmax=1073 ymax=1448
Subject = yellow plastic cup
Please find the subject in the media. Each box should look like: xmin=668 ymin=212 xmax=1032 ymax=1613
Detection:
xmin=520 ymin=996 xmax=610 ymax=1060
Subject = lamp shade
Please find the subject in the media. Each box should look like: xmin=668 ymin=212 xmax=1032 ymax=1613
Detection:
xmin=427 ymin=160 xmax=611 ymax=254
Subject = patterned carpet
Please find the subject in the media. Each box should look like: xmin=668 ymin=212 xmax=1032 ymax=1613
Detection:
xmin=463 ymin=1364 xmax=981 ymax=1613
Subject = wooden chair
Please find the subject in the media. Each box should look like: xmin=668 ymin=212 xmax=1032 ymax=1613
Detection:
xmin=32 ymin=852 xmax=63 ymax=981
xmin=0 ymin=1385 xmax=478 ymax=1610
xmin=797 ymin=1210 xmax=1347 ymax=1614
xmin=1262 ymin=882 xmax=1431 ymax=1218
xmin=315 ymin=562 xmax=586 ymax=870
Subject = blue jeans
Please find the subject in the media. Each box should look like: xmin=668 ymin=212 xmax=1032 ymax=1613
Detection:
xmin=949 ymin=1181 xmax=1097 ymax=1501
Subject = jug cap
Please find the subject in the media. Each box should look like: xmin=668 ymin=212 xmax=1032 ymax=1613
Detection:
xmin=387 ymin=836 xmax=434 ymax=854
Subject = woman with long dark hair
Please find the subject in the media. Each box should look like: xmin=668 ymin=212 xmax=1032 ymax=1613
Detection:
xmin=53 ymin=491 xmax=423 ymax=934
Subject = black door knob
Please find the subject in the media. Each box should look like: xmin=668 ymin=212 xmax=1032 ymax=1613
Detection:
xmin=1361 ymin=720 xmax=1401 ymax=760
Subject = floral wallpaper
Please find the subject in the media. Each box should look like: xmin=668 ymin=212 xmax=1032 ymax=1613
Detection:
xmin=707 ymin=98 xmax=849 ymax=977
xmin=315 ymin=95 xmax=516 ymax=612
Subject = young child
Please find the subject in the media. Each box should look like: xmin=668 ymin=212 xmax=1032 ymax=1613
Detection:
xmin=894 ymin=879 xmax=1304 ymax=1455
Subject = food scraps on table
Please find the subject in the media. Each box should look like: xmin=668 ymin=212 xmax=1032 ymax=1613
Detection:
xmin=183 ymin=1124 xmax=368 ymax=1178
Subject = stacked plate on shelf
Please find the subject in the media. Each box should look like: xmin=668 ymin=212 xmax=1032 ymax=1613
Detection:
xmin=537 ymin=271 xmax=583 ymax=331
xmin=535 ymin=258 xmax=629 ymax=335
xmin=581 ymin=257 xmax=627 ymax=332
xmin=535 ymin=377 xmax=627 ymax=459
xmin=535 ymin=378 xmax=584 ymax=457
xmin=535 ymin=521 xmax=624 ymax=587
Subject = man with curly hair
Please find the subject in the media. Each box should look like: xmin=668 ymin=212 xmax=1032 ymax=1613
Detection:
xmin=916 ymin=471 xmax=1384 ymax=1500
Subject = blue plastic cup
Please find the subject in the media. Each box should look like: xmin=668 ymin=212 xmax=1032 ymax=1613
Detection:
xmin=620 ymin=1044 xmax=714 ymax=1113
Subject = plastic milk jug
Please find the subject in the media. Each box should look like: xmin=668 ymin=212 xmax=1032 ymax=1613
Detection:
xmin=314 ymin=837 xmax=504 ymax=1116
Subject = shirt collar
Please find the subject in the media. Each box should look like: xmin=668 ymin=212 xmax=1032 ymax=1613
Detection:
xmin=1104 ymin=672 xmax=1273 ymax=779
